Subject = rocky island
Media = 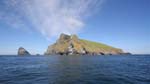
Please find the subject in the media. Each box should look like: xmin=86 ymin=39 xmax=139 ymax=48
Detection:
xmin=45 ymin=33 xmax=129 ymax=56
xmin=18 ymin=47 xmax=30 ymax=56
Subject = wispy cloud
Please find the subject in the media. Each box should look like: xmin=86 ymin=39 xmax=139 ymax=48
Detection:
xmin=0 ymin=0 xmax=104 ymax=39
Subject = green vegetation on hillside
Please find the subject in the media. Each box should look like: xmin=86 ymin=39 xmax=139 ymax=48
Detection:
xmin=80 ymin=39 xmax=122 ymax=53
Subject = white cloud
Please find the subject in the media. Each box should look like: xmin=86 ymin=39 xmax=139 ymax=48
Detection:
xmin=0 ymin=0 xmax=104 ymax=40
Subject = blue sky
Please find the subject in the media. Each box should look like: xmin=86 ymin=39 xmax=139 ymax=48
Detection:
xmin=0 ymin=0 xmax=150 ymax=55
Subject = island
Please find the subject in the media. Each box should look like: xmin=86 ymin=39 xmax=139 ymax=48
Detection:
xmin=18 ymin=47 xmax=30 ymax=56
xmin=45 ymin=33 xmax=130 ymax=56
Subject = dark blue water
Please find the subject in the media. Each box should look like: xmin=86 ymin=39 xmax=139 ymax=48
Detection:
xmin=0 ymin=55 xmax=150 ymax=84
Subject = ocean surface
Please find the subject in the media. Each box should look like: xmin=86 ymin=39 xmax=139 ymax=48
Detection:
xmin=0 ymin=55 xmax=150 ymax=84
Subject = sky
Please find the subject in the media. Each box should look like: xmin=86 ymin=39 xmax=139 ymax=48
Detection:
xmin=0 ymin=0 xmax=149 ymax=55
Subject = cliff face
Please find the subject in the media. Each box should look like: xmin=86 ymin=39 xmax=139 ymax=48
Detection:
xmin=18 ymin=47 xmax=30 ymax=56
xmin=45 ymin=33 xmax=126 ymax=55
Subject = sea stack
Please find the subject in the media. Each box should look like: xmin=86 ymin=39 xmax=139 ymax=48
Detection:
xmin=18 ymin=47 xmax=30 ymax=56
xmin=45 ymin=33 xmax=128 ymax=56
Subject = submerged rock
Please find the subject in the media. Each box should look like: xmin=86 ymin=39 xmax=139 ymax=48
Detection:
xmin=18 ymin=47 xmax=30 ymax=56
xmin=45 ymin=33 xmax=129 ymax=56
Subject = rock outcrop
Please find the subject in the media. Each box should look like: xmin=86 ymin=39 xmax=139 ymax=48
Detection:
xmin=45 ymin=33 xmax=129 ymax=55
xmin=18 ymin=47 xmax=30 ymax=56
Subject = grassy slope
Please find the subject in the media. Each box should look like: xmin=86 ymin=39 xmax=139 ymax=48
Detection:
xmin=80 ymin=39 xmax=121 ymax=52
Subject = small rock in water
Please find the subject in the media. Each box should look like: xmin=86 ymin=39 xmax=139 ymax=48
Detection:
xmin=18 ymin=47 xmax=30 ymax=56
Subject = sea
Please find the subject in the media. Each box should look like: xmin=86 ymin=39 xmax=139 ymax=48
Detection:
xmin=0 ymin=55 xmax=150 ymax=84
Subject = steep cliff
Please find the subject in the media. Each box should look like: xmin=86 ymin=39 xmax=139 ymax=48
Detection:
xmin=45 ymin=33 xmax=126 ymax=55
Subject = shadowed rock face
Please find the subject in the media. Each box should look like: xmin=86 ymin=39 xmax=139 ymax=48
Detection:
xmin=18 ymin=47 xmax=30 ymax=56
xmin=45 ymin=33 xmax=128 ymax=56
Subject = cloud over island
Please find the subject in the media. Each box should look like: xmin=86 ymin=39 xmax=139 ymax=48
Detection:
xmin=0 ymin=0 xmax=104 ymax=39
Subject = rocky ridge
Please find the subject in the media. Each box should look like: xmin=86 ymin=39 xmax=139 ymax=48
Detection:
xmin=45 ymin=33 xmax=128 ymax=55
